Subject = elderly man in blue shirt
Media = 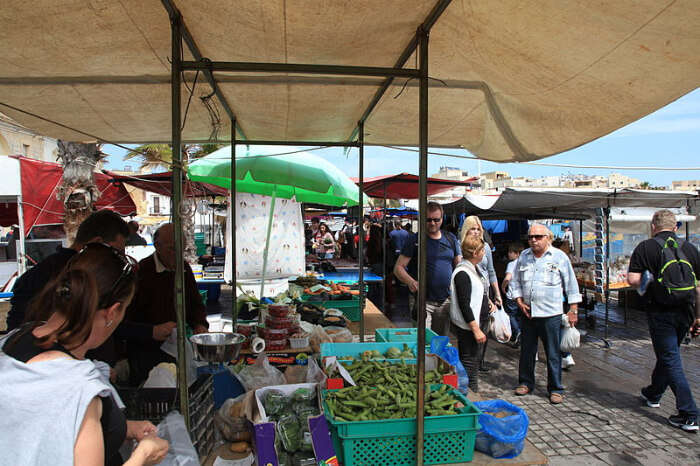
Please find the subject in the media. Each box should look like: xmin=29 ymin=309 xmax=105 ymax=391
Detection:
xmin=510 ymin=223 xmax=581 ymax=404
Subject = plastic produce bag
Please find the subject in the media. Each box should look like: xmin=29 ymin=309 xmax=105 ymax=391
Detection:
xmin=490 ymin=308 xmax=512 ymax=343
xmin=430 ymin=336 xmax=469 ymax=395
xmin=309 ymin=325 xmax=332 ymax=353
xmin=160 ymin=329 xmax=197 ymax=385
xmin=560 ymin=325 xmax=581 ymax=352
xmin=236 ymin=354 xmax=286 ymax=392
xmin=215 ymin=394 xmax=251 ymax=442
xmin=473 ymin=400 xmax=529 ymax=459
xmin=156 ymin=411 xmax=199 ymax=466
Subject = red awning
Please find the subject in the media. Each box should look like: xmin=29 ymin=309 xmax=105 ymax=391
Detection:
xmin=352 ymin=173 xmax=477 ymax=199
xmin=105 ymin=170 xmax=228 ymax=198
xmin=6 ymin=156 xmax=137 ymax=235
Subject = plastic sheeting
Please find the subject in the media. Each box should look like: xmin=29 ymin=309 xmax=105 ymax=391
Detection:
xmin=224 ymin=192 xmax=304 ymax=282
xmin=1 ymin=1 xmax=699 ymax=162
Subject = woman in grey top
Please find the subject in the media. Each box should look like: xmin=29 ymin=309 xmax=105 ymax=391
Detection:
xmin=0 ymin=244 xmax=169 ymax=465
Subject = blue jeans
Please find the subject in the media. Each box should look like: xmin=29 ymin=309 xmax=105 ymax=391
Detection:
xmin=519 ymin=314 xmax=563 ymax=394
xmin=504 ymin=298 xmax=521 ymax=338
xmin=643 ymin=311 xmax=698 ymax=417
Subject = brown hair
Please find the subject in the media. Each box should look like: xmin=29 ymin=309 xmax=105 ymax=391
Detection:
xmin=427 ymin=201 xmax=443 ymax=216
xmin=26 ymin=244 xmax=137 ymax=350
xmin=508 ymin=242 xmax=523 ymax=254
xmin=461 ymin=235 xmax=485 ymax=259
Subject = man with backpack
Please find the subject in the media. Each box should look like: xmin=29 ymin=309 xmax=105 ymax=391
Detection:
xmin=627 ymin=209 xmax=700 ymax=432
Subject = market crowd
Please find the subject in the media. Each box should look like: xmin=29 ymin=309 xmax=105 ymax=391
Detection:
xmin=392 ymin=205 xmax=698 ymax=431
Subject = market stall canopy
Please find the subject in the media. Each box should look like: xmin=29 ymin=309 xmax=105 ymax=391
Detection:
xmin=442 ymin=188 xmax=700 ymax=220
xmin=352 ymin=173 xmax=477 ymax=199
xmin=105 ymin=170 xmax=228 ymax=198
xmin=1 ymin=1 xmax=699 ymax=162
xmin=0 ymin=156 xmax=136 ymax=235
xmin=188 ymin=145 xmax=359 ymax=207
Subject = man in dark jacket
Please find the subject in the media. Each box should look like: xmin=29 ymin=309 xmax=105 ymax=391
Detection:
xmin=627 ymin=209 xmax=699 ymax=432
xmin=126 ymin=223 xmax=209 ymax=385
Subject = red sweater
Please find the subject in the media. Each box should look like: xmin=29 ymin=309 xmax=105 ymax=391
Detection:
xmin=127 ymin=254 xmax=208 ymax=331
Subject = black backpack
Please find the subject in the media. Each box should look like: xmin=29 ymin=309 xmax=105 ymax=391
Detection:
xmin=652 ymin=236 xmax=697 ymax=307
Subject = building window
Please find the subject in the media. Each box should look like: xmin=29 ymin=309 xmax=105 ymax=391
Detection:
xmin=153 ymin=196 xmax=160 ymax=215
xmin=22 ymin=144 xmax=30 ymax=156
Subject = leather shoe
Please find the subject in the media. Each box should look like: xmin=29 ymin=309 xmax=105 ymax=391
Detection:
xmin=514 ymin=385 xmax=531 ymax=396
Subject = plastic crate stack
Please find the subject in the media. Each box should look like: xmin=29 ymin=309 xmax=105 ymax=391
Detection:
xmin=118 ymin=374 xmax=216 ymax=458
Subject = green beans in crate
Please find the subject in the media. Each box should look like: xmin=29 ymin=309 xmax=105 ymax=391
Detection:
xmin=321 ymin=385 xmax=481 ymax=465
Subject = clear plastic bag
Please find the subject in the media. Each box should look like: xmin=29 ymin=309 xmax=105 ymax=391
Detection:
xmin=473 ymin=400 xmax=529 ymax=459
xmin=236 ymin=354 xmax=286 ymax=392
xmin=560 ymin=325 xmax=581 ymax=352
xmin=215 ymin=394 xmax=251 ymax=442
xmin=490 ymin=308 xmax=512 ymax=343
xmin=156 ymin=411 xmax=199 ymax=466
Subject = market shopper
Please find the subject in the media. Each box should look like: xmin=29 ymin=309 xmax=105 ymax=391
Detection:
xmin=394 ymin=202 xmax=461 ymax=335
xmin=450 ymin=234 xmax=493 ymax=393
xmin=461 ymin=215 xmax=502 ymax=372
xmin=314 ymin=222 xmax=336 ymax=259
xmin=6 ymin=209 xmax=129 ymax=332
xmin=501 ymin=242 xmax=524 ymax=347
xmin=126 ymin=220 xmax=148 ymax=246
xmin=0 ymin=243 xmax=169 ymax=466
xmin=126 ymin=223 xmax=209 ymax=385
xmin=511 ymin=223 xmax=581 ymax=404
xmin=627 ymin=209 xmax=699 ymax=432
xmin=390 ymin=218 xmax=410 ymax=257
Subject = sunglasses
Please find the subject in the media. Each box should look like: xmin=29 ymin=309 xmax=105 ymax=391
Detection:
xmin=426 ymin=217 xmax=442 ymax=223
xmin=527 ymin=234 xmax=547 ymax=240
xmin=82 ymin=243 xmax=138 ymax=308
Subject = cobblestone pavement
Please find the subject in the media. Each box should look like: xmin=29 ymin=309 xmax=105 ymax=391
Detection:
xmin=477 ymin=302 xmax=700 ymax=465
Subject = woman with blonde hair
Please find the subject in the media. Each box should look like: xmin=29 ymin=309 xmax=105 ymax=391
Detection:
xmin=450 ymin=235 xmax=493 ymax=393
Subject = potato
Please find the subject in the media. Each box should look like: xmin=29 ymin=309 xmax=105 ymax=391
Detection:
xmin=230 ymin=441 xmax=251 ymax=453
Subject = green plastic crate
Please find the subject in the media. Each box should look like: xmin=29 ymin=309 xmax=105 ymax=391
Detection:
xmin=322 ymin=385 xmax=480 ymax=465
xmin=375 ymin=327 xmax=440 ymax=344
xmin=320 ymin=342 xmax=419 ymax=360
xmin=301 ymin=295 xmax=362 ymax=322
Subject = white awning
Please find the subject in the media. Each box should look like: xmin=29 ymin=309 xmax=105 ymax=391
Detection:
xmin=0 ymin=156 xmax=21 ymax=202
xmin=1 ymin=1 xmax=699 ymax=162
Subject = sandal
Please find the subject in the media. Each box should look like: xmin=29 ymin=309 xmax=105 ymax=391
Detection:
xmin=514 ymin=385 xmax=531 ymax=396
xmin=550 ymin=393 xmax=564 ymax=404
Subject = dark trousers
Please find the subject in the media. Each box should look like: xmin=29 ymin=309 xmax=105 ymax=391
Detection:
xmin=504 ymin=298 xmax=521 ymax=338
xmin=454 ymin=310 xmax=489 ymax=393
xmin=644 ymin=311 xmax=698 ymax=417
xmin=519 ymin=314 xmax=563 ymax=394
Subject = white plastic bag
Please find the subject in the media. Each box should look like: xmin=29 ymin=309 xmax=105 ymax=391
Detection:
xmin=560 ymin=326 xmax=581 ymax=352
xmin=160 ymin=329 xmax=197 ymax=385
xmin=156 ymin=411 xmax=199 ymax=466
xmin=490 ymin=308 xmax=512 ymax=343
xmin=236 ymin=354 xmax=286 ymax=392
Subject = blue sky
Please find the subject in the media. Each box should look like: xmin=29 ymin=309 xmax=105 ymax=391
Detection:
xmin=102 ymin=88 xmax=700 ymax=187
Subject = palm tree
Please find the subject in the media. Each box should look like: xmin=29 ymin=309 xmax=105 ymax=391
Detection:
xmin=639 ymin=181 xmax=651 ymax=190
xmin=125 ymin=143 xmax=222 ymax=264
xmin=56 ymin=141 xmax=103 ymax=243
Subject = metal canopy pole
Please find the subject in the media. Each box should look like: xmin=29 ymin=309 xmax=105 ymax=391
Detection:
xmin=181 ymin=60 xmax=419 ymax=78
xmin=231 ymin=121 xmax=238 ymax=327
xmin=416 ymin=26 xmax=429 ymax=466
xmin=603 ymin=205 xmax=612 ymax=348
xmin=16 ymin=194 xmax=27 ymax=275
xmin=358 ymin=122 xmax=365 ymax=342
xmin=169 ymin=11 xmax=190 ymax=428
xmin=382 ymin=182 xmax=388 ymax=315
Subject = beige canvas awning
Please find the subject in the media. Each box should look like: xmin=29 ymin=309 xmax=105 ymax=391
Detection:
xmin=1 ymin=0 xmax=698 ymax=161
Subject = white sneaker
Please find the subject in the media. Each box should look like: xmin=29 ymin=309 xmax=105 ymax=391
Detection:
xmin=562 ymin=355 xmax=575 ymax=369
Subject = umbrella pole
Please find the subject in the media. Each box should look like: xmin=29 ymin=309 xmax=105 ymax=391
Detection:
xmin=170 ymin=12 xmax=189 ymax=429
xmin=358 ymin=123 xmax=365 ymax=342
xmin=260 ymin=187 xmax=277 ymax=300
xmin=231 ymin=123 xmax=238 ymax=328
xmin=382 ymin=182 xmax=388 ymax=315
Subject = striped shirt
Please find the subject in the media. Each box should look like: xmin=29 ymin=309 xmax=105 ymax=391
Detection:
xmin=510 ymin=246 xmax=581 ymax=318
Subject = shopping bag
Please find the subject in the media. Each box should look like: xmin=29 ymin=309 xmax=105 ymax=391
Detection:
xmin=236 ymin=354 xmax=286 ymax=392
xmin=490 ymin=308 xmax=512 ymax=343
xmin=560 ymin=326 xmax=581 ymax=352
xmin=430 ymin=336 xmax=469 ymax=395
xmin=156 ymin=411 xmax=199 ymax=466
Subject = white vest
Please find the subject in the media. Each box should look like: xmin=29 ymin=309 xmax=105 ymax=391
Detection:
xmin=450 ymin=261 xmax=485 ymax=331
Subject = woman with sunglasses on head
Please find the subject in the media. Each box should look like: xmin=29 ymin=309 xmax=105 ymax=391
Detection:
xmin=0 ymin=243 xmax=169 ymax=466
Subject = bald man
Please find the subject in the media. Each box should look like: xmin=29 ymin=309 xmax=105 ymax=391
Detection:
xmin=126 ymin=223 xmax=208 ymax=385
xmin=510 ymin=223 xmax=581 ymax=404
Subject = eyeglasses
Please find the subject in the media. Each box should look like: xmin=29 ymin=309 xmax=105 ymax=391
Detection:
xmin=426 ymin=217 xmax=442 ymax=223
xmin=527 ymin=234 xmax=547 ymax=240
xmin=82 ymin=243 xmax=138 ymax=308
